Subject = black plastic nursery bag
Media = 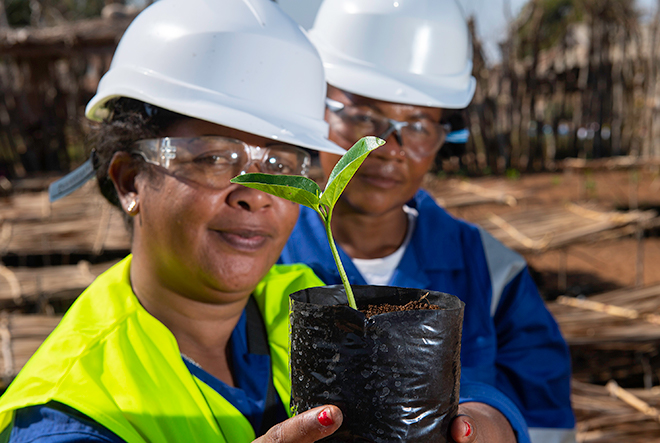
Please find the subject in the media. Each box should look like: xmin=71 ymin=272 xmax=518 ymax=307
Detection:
xmin=290 ymin=285 xmax=464 ymax=443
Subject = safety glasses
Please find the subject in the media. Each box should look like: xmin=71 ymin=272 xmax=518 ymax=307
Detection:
xmin=326 ymin=98 xmax=451 ymax=160
xmin=132 ymin=136 xmax=311 ymax=189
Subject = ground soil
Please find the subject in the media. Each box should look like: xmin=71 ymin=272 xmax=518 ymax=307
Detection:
xmin=429 ymin=168 xmax=660 ymax=300
xmin=362 ymin=298 xmax=441 ymax=318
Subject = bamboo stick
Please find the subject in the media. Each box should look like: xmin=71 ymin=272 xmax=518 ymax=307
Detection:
xmin=0 ymin=264 xmax=20 ymax=301
xmin=0 ymin=261 xmax=117 ymax=305
xmin=0 ymin=314 xmax=62 ymax=383
xmin=456 ymin=180 xmax=518 ymax=206
xmin=477 ymin=203 xmax=657 ymax=254
xmin=557 ymin=296 xmax=641 ymax=319
xmin=606 ymin=380 xmax=660 ymax=423
xmin=487 ymin=212 xmax=553 ymax=249
xmin=0 ymin=315 xmax=13 ymax=380
xmin=556 ymin=296 xmax=660 ymax=326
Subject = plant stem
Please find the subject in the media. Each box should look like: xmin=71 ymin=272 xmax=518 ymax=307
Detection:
xmin=323 ymin=210 xmax=357 ymax=310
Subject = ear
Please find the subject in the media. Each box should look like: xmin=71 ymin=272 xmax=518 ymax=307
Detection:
xmin=108 ymin=151 xmax=142 ymax=215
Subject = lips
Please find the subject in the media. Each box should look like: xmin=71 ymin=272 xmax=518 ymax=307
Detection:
xmin=213 ymin=227 xmax=273 ymax=251
xmin=357 ymin=163 xmax=405 ymax=189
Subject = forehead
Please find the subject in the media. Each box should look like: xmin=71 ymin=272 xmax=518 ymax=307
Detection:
xmin=328 ymin=86 xmax=443 ymax=121
xmin=165 ymin=118 xmax=278 ymax=147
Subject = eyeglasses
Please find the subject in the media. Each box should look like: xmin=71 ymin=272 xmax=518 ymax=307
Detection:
xmin=326 ymin=98 xmax=451 ymax=160
xmin=132 ymin=136 xmax=311 ymax=189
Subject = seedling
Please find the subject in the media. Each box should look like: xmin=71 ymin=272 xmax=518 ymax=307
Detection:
xmin=231 ymin=136 xmax=385 ymax=310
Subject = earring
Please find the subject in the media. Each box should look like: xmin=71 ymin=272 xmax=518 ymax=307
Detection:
xmin=127 ymin=200 xmax=138 ymax=214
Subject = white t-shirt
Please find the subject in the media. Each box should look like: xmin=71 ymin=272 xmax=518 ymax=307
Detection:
xmin=352 ymin=206 xmax=418 ymax=286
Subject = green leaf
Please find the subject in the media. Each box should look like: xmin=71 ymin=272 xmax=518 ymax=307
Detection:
xmin=320 ymin=136 xmax=385 ymax=210
xmin=231 ymin=173 xmax=321 ymax=210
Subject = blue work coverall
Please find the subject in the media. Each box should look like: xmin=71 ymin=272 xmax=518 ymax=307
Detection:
xmin=280 ymin=189 xmax=576 ymax=443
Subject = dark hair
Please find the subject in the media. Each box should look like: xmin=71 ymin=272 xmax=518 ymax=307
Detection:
xmin=89 ymin=98 xmax=188 ymax=231
xmin=91 ymin=98 xmax=188 ymax=208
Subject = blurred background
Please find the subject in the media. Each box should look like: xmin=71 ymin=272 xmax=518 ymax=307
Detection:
xmin=2 ymin=1 xmax=660 ymax=441
xmin=4 ymin=0 xmax=660 ymax=179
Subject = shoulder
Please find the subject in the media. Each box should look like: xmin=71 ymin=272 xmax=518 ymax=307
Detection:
xmin=22 ymin=256 xmax=139 ymax=364
xmin=412 ymin=190 xmax=483 ymax=239
xmin=0 ymin=256 xmax=165 ymax=419
xmin=475 ymin=227 xmax=526 ymax=270
xmin=55 ymin=256 xmax=139 ymax=340
xmin=409 ymin=190 xmax=488 ymax=269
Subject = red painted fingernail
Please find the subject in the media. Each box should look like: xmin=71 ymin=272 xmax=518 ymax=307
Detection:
xmin=318 ymin=409 xmax=334 ymax=427
xmin=464 ymin=421 xmax=472 ymax=437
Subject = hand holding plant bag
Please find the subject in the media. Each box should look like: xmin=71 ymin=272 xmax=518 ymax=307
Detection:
xmin=233 ymin=137 xmax=464 ymax=443
xmin=232 ymin=136 xmax=385 ymax=309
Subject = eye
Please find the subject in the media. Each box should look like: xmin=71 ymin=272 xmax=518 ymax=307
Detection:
xmin=350 ymin=114 xmax=374 ymax=124
xmin=193 ymin=151 xmax=241 ymax=167
xmin=340 ymin=107 xmax=384 ymax=128
xmin=264 ymin=155 xmax=297 ymax=175
xmin=407 ymin=120 xmax=435 ymax=137
xmin=348 ymin=113 xmax=382 ymax=129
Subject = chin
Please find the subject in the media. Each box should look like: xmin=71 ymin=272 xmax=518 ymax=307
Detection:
xmin=209 ymin=257 xmax=275 ymax=290
xmin=346 ymin=194 xmax=399 ymax=215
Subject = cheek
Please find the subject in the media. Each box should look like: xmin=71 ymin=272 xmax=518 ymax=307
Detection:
xmin=141 ymin=182 xmax=220 ymax=233
xmin=327 ymin=126 xmax=355 ymax=152
xmin=409 ymin=156 xmax=436 ymax=184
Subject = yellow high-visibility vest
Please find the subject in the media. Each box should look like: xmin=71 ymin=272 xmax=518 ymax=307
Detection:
xmin=0 ymin=256 xmax=322 ymax=442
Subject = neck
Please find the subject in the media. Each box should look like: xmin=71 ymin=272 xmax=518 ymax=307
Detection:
xmin=331 ymin=202 xmax=408 ymax=259
xmin=129 ymin=256 xmax=248 ymax=386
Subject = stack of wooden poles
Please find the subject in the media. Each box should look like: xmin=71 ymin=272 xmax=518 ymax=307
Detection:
xmin=0 ymin=179 xmax=129 ymax=387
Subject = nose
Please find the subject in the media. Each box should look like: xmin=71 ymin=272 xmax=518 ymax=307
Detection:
xmin=227 ymin=162 xmax=273 ymax=212
xmin=238 ymin=153 xmax=264 ymax=175
xmin=374 ymin=129 xmax=406 ymax=160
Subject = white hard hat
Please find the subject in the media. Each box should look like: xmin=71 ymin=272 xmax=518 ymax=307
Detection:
xmin=86 ymin=0 xmax=344 ymax=155
xmin=308 ymin=0 xmax=477 ymax=109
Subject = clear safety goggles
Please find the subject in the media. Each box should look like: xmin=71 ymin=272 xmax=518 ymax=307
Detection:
xmin=132 ymin=136 xmax=311 ymax=189
xmin=326 ymin=98 xmax=451 ymax=160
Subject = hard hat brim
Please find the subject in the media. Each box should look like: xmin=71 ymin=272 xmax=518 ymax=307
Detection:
xmin=322 ymin=59 xmax=476 ymax=110
xmin=86 ymin=68 xmax=346 ymax=156
xmin=309 ymin=29 xmax=476 ymax=110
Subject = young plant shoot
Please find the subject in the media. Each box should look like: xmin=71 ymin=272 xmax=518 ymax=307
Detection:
xmin=231 ymin=136 xmax=385 ymax=310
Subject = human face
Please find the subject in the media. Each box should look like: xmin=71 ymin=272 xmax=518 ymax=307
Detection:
xmin=126 ymin=118 xmax=301 ymax=302
xmin=320 ymin=86 xmax=443 ymax=216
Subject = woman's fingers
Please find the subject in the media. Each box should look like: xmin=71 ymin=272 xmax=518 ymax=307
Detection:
xmin=450 ymin=414 xmax=477 ymax=443
xmin=254 ymin=405 xmax=343 ymax=443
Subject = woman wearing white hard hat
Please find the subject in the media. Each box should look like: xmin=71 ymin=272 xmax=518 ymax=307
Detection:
xmin=0 ymin=1 xmax=349 ymax=442
xmin=280 ymin=1 xmax=576 ymax=443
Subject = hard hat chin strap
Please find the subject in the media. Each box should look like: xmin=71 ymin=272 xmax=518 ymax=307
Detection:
xmin=48 ymin=150 xmax=98 ymax=202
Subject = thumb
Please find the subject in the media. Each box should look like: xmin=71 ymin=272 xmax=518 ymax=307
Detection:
xmin=254 ymin=405 xmax=343 ymax=443
xmin=450 ymin=414 xmax=477 ymax=443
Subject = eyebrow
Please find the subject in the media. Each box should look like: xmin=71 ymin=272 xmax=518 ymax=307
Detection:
xmin=343 ymin=92 xmax=381 ymax=112
xmin=344 ymin=93 xmax=441 ymax=122
xmin=352 ymin=104 xmax=439 ymax=122
xmin=412 ymin=113 xmax=445 ymax=124
xmin=196 ymin=134 xmax=294 ymax=148
xmin=345 ymin=99 xmax=381 ymax=114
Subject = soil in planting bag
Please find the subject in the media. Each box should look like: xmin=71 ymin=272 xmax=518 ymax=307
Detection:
xmin=290 ymin=285 xmax=464 ymax=443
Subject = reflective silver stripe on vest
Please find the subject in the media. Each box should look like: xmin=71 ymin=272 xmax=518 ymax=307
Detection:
xmin=529 ymin=428 xmax=577 ymax=443
xmin=478 ymin=227 xmax=527 ymax=317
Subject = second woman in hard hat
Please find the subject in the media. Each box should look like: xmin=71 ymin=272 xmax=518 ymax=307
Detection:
xmin=0 ymin=1 xmax=349 ymax=442
xmin=280 ymin=1 xmax=575 ymax=443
